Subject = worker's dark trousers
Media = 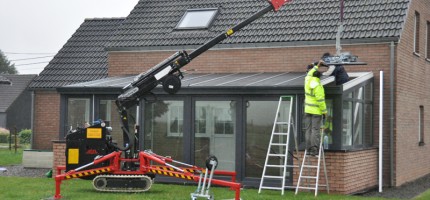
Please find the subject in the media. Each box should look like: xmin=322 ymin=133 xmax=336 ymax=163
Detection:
xmin=304 ymin=113 xmax=323 ymax=151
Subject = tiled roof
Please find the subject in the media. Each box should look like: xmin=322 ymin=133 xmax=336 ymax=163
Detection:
xmin=107 ymin=0 xmax=410 ymax=49
xmin=0 ymin=75 xmax=11 ymax=85
xmin=29 ymin=18 xmax=125 ymax=88
xmin=31 ymin=0 xmax=410 ymax=89
xmin=0 ymin=74 xmax=36 ymax=112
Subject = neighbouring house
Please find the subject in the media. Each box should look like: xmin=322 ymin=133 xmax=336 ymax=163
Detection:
xmin=0 ymin=74 xmax=36 ymax=132
xmin=29 ymin=0 xmax=430 ymax=194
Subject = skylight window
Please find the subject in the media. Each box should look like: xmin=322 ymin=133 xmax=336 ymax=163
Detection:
xmin=176 ymin=8 xmax=218 ymax=30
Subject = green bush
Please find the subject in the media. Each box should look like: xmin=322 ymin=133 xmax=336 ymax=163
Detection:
xmin=0 ymin=127 xmax=10 ymax=143
xmin=18 ymin=129 xmax=32 ymax=144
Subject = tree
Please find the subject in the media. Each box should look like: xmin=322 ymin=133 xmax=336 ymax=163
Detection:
xmin=0 ymin=50 xmax=18 ymax=74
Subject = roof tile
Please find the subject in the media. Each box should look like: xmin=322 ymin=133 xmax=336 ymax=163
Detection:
xmin=30 ymin=18 xmax=125 ymax=88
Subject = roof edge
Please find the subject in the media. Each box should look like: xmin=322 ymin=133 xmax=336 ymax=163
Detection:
xmin=106 ymin=37 xmax=400 ymax=52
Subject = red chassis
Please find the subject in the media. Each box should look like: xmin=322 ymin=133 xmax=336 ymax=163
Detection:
xmin=54 ymin=150 xmax=241 ymax=199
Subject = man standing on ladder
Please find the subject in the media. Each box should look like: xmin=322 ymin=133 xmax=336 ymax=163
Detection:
xmin=304 ymin=60 xmax=327 ymax=156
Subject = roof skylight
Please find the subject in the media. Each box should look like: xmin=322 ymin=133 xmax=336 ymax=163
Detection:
xmin=176 ymin=8 xmax=218 ymax=30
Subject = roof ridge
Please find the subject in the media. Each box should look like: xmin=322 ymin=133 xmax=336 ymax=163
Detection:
xmin=84 ymin=17 xmax=126 ymax=21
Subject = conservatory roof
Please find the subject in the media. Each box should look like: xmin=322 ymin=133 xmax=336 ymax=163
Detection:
xmin=58 ymin=72 xmax=372 ymax=95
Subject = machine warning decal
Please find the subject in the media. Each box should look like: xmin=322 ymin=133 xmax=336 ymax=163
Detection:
xmin=87 ymin=128 xmax=102 ymax=139
xmin=68 ymin=148 xmax=79 ymax=164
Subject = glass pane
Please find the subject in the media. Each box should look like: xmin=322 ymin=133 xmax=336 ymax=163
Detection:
xmin=245 ymin=100 xmax=278 ymax=178
xmin=364 ymin=82 xmax=373 ymax=101
xmin=353 ymin=101 xmax=363 ymax=146
xmin=323 ymin=99 xmax=334 ymax=148
xmin=178 ymin=9 xmax=217 ymax=28
xmin=342 ymin=101 xmax=353 ymax=146
xmin=144 ymin=100 xmax=184 ymax=160
xmin=66 ymin=98 xmax=90 ymax=131
xmin=99 ymin=100 xmax=136 ymax=148
xmin=354 ymin=87 xmax=364 ymax=100
xmin=364 ymin=103 xmax=373 ymax=146
xmin=195 ymin=101 xmax=236 ymax=171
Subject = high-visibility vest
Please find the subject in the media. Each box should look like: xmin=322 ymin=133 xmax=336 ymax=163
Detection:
xmin=304 ymin=66 xmax=327 ymax=115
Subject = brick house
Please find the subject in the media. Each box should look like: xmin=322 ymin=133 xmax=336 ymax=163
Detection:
xmin=0 ymin=74 xmax=36 ymax=132
xmin=30 ymin=0 xmax=430 ymax=194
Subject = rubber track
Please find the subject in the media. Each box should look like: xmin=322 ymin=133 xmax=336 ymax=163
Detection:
xmin=92 ymin=174 xmax=152 ymax=193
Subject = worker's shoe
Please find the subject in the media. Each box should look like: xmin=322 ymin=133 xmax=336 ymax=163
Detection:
xmin=307 ymin=146 xmax=319 ymax=157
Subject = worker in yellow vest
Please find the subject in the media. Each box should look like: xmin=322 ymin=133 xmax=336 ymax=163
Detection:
xmin=304 ymin=60 xmax=327 ymax=156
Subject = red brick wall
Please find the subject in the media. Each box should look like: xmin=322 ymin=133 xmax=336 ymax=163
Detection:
xmin=293 ymin=149 xmax=378 ymax=194
xmin=108 ymin=46 xmax=389 ymax=76
xmin=52 ymin=141 xmax=66 ymax=177
xmin=33 ymin=90 xmax=60 ymax=150
xmin=395 ymin=0 xmax=430 ymax=187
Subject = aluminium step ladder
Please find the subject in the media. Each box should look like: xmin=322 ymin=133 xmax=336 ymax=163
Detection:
xmin=295 ymin=127 xmax=329 ymax=196
xmin=258 ymin=95 xmax=299 ymax=195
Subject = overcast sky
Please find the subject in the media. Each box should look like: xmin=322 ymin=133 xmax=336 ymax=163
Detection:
xmin=0 ymin=0 xmax=139 ymax=74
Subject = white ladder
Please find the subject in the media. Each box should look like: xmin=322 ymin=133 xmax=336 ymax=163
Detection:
xmin=258 ymin=96 xmax=298 ymax=195
xmin=295 ymin=129 xmax=329 ymax=196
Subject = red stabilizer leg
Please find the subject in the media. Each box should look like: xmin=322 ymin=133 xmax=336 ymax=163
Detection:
xmin=235 ymin=188 xmax=240 ymax=200
xmin=54 ymin=177 xmax=62 ymax=199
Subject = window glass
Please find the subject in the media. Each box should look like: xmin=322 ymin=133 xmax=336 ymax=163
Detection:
xmin=99 ymin=100 xmax=136 ymax=147
xmin=323 ymin=99 xmax=334 ymax=148
xmin=245 ymin=100 xmax=278 ymax=178
xmin=364 ymin=103 xmax=373 ymax=146
xmin=415 ymin=11 xmax=420 ymax=53
xmin=66 ymin=98 xmax=90 ymax=131
xmin=352 ymin=101 xmax=363 ymax=146
xmin=342 ymin=101 xmax=353 ymax=146
xmin=427 ymin=21 xmax=430 ymax=58
xmin=364 ymin=82 xmax=373 ymax=101
xmin=194 ymin=101 xmax=236 ymax=171
xmin=419 ymin=106 xmax=424 ymax=145
xmin=354 ymin=87 xmax=363 ymax=100
xmin=177 ymin=9 xmax=218 ymax=29
xmin=144 ymin=100 xmax=184 ymax=160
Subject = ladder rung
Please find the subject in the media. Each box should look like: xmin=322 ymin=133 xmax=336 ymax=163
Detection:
xmin=259 ymin=186 xmax=283 ymax=190
xmin=268 ymin=154 xmax=286 ymax=157
xmin=300 ymin=176 xmax=317 ymax=179
xmin=273 ymin=132 xmax=289 ymax=135
xmin=270 ymin=143 xmax=287 ymax=146
xmin=266 ymin=164 xmax=284 ymax=168
xmin=297 ymin=186 xmax=316 ymax=190
xmin=303 ymin=165 xmax=318 ymax=168
xmin=298 ymin=184 xmax=329 ymax=187
xmin=275 ymin=122 xmax=290 ymax=125
xmin=263 ymin=175 xmax=284 ymax=179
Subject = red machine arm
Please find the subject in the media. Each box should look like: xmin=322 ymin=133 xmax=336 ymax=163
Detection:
xmin=269 ymin=0 xmax=294 ymax=11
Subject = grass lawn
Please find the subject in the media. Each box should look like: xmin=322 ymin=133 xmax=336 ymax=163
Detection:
xmin=1 ymin=148 xmax=430 ymax=200
xmin=0 ymin=145 xmax=24 ymax=165
xmin=414 ymin=189 xmax=430 ymax=200
xmin=0 ymin=176 xmax=388 ymax=200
